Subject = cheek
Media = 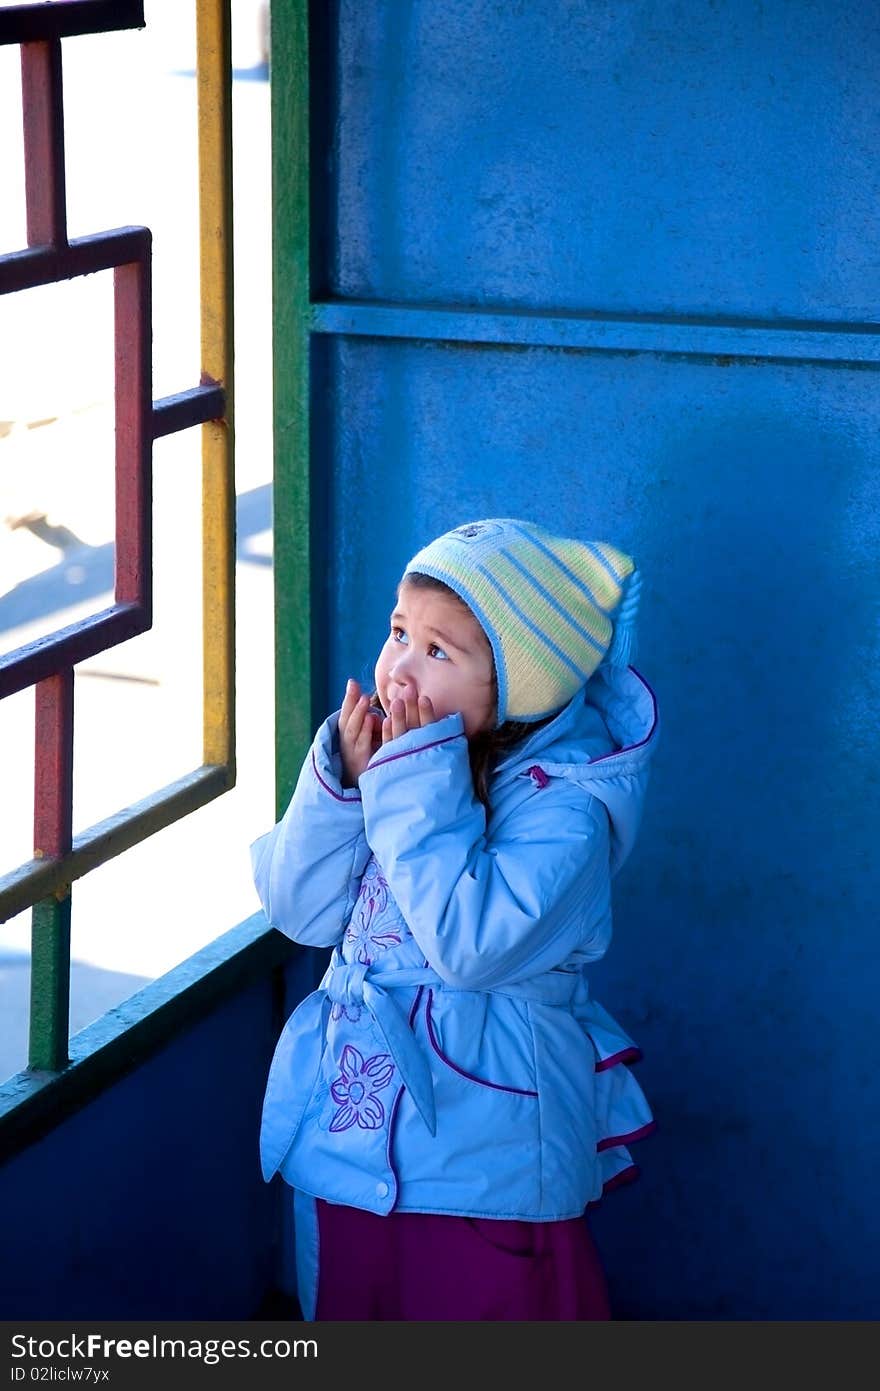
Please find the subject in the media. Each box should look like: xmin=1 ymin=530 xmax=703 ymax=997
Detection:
xmin=374 ymin=639 xmax=396 ymax=686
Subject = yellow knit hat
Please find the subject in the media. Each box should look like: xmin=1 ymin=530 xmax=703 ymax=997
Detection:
xmin=404 ymin=518 xmax=639 ymax=726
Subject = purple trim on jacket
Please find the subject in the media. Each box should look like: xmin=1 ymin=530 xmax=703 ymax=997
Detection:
xmin=364 ymin=731 xmax=461 ymax=773
xmin=587 ymin=667 xmax=658 ymax=764
xmin=587 ymin=1164 xmax=640 ymax=1206
xmin=311 ymin=749 xmax=362 ymax=802
xmin=595 ymin=1046 xmax=642 ymax=1072
xmin=597 ymin=1119 xmax=657 ymax=1153
xmin=387 ymin=987 xmax=425 ymax=1201
xmin=424 ymin=990 xmax=538 ymax=1097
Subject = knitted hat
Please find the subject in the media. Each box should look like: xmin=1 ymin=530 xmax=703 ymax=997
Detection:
xmin=402 ymin=518 xmax=640 ymax=727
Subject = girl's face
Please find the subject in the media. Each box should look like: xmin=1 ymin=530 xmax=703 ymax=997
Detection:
xmin=374 ymin=580 xmax=496 ymax=739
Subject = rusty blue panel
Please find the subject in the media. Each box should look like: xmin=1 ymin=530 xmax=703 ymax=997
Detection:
xmin=324 ymin=0 xmax=880 ymax=321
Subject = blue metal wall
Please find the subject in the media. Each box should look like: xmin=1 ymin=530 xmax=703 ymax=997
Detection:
xmin=0 ymin=975 xmax=283 ymax=1318
xmin=310 ymin=1 xmax=880 ymax=1317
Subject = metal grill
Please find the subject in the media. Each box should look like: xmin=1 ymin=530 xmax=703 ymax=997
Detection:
xmin=0 ymin=0 xmax=236 ymax=1076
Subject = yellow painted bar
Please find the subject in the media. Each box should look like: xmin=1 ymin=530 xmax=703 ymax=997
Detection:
xmin=196 ymin=0 xmax=236 ymax=774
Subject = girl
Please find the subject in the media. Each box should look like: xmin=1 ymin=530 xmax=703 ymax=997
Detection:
xmin=251 ymin=517 xmax=659 ymax=1321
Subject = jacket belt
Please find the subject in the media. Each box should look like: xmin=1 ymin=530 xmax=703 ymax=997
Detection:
xmin=323 ymin=952 xmax=442 ymax=1135
xmin=265 ymin=951 xmax=584 ymax=1178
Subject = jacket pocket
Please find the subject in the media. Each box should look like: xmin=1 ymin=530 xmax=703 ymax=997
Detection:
xmin=424 ymin=989 xmax=538 ymax=1098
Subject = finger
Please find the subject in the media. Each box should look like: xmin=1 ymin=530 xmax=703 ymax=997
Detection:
xmin=391 ymin=697 xmax=407 ymax=741
xmin=382 ymin=713 xmax=393 ymax=745
xmin=339 ymin=678 xmax=360 ymax=731
xmin=404 ymin=691 xmax=420 ymax=732
xmin=344 ymin=693 xmax=368 ymax=743
xmin=418 ymin=694 xmax=435 ymax=726
xmin=356 ymin=708 xmax=380 ymax=749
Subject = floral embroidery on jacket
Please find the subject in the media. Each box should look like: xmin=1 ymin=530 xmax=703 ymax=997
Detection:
xmin=345 ymin=858 xmax=402 ymax=965
xmin=329 ymin=1045 xmax=395 ymax=1132
xmin=329 ymin=1000 xmax=363 ymax=1023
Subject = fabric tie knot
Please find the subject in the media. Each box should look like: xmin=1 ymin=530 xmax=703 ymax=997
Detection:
xmin=327 ymin=960 xmax=369 ymax=1007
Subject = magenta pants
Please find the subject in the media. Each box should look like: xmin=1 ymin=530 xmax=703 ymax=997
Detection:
xmin=315 ymin=1199 xmax=612 ymax=1320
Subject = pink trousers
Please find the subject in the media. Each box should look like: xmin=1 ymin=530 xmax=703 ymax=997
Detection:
xmin=315 ymin=1199 xmax=612 ymax=1320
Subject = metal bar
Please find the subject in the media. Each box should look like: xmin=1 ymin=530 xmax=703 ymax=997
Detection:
xmin=29 ymin=670 xmax=75 ymax=1071
xmin=0 ymin=2 xmax=144 ymax=46
xmin=29 ymin=897 xmax=71 ymax=1072
xmin=0 ymin=915 xmax=294 ymax=1163
xmin=272 ymin=0 xmax=312 ymax=820
xmin=0 ymin=762 xmax=232 ymax=923
xmin=0 ymin=604 xmax=148 ymax=701
xmin=0 ymin=227 xmax=149 ymax=296
xmin=114 ymin=258 xmax=152 ymax=613
xmin=309 ymin=301 xmax=880 ymax=368
xmin=0 ymin=767 xmax=233 ymax=929
xmin=196 ymin=0 xmax=236 ymax=775
xmin=152 ymin=384 xmax=226 ymax=438
xmin=34 ymin=669 xmax=74 ymax=859
xmin=20 ymin=39 xmax=67 ymax=247
xmin=0 ymin=764 xmax=232 ymax=926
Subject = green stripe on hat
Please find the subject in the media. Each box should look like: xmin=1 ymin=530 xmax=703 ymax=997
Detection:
xmin=499 ymin=545 xmax=610 ymax=650
xmin=402 ymin=518 xmax=638 ymax=727
xmin=435 ymin=550 xmax=574 ymax=691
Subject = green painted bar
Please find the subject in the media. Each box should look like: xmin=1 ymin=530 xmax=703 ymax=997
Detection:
xmin=271 ymin=0 xmax=312 ymax=820
xmin=29 ymin=895 xmax=71 ymax=1071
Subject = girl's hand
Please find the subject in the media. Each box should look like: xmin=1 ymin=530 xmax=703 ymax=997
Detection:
xmin=382 ymin=692 xmax=437 ymax=745
xmin=338 ymin=679 xmax=383 ymax=788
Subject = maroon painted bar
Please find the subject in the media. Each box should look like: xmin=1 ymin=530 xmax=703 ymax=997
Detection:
xmin=114 ymin=259 xmax=152 ymax=615
xmin=20 ymin=38 xmax=67 ymax=247
xmin=34 ymin=669 xmax=74 ymax=860
xmin=0 ymin=228 xmax=152 ymax=698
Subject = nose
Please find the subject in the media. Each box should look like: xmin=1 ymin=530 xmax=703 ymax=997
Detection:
xmin=388 ymin=651 xmax=418 ymax=697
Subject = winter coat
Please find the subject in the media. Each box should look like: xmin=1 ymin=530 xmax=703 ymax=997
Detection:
xmin=251 ymin=663 xmax=659 ymax=1222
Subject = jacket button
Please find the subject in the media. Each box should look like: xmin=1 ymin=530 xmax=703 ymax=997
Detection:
xmin=375 ymin=1181 xmax=389 ymax=1198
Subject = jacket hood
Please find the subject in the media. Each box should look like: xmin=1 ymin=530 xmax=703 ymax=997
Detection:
xmin=493 ymin=664 xmax=659 ymax=874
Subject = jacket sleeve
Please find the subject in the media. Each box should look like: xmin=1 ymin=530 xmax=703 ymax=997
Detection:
xmin=358 ymin=714 xmax=612 ymax=990
xmin=250 ymin=710 xmax=369 ymax=946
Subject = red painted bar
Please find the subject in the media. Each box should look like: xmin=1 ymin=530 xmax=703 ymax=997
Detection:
xmin=152 ymin=383 xmax=226 ymax=438
xmin=20 ymin=39 xmax=67 ymax=247
xmin=0 ymin=604 xmax=147 ymax=701
xmin=114 ymin=259 xmax=152 ymax=613
xmin=0 ymin=1 xmax=144 ymax=46
xmin=0 ymin=226 xmax=149 ymax=296
xmin=33 ymin=669 xmax=74 ymax=858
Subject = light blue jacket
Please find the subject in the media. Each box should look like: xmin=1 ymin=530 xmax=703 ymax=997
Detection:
xmin=252 ymin=663 xmax=659 ymax=1228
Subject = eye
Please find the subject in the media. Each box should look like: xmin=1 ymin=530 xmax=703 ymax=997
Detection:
xmin=391 ymin=626 xmax=408 ymax=645
xmin=428 ymin=643 xmax=449 ymax=661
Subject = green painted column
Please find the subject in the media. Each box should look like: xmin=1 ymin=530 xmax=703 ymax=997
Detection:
xmin=271 ymin=0 xmax=313 ymax=821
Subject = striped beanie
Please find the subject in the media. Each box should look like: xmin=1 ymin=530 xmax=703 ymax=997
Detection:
xmin=403 ymin=518 xmax=640 ymax=727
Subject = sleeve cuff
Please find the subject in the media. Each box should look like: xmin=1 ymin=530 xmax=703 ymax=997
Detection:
xmin=360 ymin=711 xmax=466 ymax=775
xmin=311 ymin=709 xmax=364 ymax=802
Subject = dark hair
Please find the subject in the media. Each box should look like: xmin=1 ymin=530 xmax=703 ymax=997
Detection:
xmin=370 ymin=571 xmax=555 ymax=812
